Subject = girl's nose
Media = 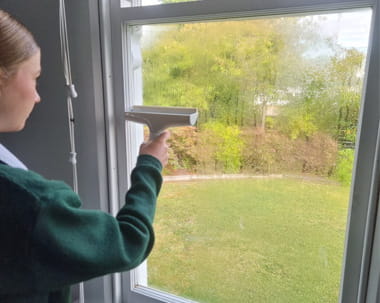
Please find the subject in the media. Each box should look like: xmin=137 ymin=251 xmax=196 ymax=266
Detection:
xmin=35 ymin=91 xmax=41 ymax=103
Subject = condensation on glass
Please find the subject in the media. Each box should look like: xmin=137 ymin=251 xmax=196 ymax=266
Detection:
xmin=130 ymin=8 xmax=372 ymax=303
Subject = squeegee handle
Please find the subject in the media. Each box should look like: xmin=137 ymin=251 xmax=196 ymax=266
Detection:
xmin=149 ymin=131 xmax=162 ymax=140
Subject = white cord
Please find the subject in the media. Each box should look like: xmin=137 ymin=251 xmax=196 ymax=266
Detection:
xmin=59 ymin=0 xmax=83 ymax=302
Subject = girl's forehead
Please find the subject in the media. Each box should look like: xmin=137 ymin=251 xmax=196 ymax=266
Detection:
xmin=18 ymin=51 xmax=41 ymax=74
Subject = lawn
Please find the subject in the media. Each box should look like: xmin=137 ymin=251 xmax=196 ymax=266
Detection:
xmin=148 ymin=177 xmax=350 ymax=303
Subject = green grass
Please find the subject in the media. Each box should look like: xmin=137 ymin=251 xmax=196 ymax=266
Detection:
xmin=148 ymin=177 xmax=350 ymax=303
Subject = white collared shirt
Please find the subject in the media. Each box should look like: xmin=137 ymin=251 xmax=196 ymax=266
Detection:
xmin=0 ymin=143 xmax=28 ymax=170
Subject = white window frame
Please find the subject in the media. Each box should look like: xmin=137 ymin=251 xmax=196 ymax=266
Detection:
xmin=98 ymin=0 xmax=380 ymax=302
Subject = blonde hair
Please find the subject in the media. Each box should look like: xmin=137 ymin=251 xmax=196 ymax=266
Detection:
xmin=0 ymin=9 xmax=39 ymax=84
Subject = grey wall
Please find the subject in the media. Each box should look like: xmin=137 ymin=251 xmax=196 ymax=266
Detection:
xmin=0 ymin=0 xmax=70 ymax=181
xmin=0 ymin=0 xmax=109 ymax=207
xmin=0 ymin=0 xmax=112 ymax=301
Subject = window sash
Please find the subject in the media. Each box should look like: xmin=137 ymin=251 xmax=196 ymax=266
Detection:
xmin=100 ymin=0 xmax=380 ymax=302
xmin=360 ymin=1 xmax=380 ymax=303
xmin=120 ymin=0 xmax=375 ymax=25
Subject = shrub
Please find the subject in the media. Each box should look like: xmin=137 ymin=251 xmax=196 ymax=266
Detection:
xmin=295 ymin=133 xmax=338 ymax=176
xmin=192 ymin=126 xmax=220 ymax=173
xmin=165 ymin=127 xmax=198 ymax=175
xmin=241 ymin=129 xmax=338 ymax=176
xmin=165 ymin=125 xmax=339 ymax=178
xmin=165 ymin=123 xmax=245 ymax=175
xmin=333 ymin=149 xmax=355 ymax=185
xmin=194 ymin=122 xmax=244 ymax=174
xmin=241 ymin=128 xmax=288 ymax=173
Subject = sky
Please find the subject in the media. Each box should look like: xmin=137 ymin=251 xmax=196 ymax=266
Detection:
xmin=316 ymin=9 xmax=372 ymax=50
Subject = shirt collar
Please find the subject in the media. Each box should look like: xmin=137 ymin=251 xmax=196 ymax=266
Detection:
xmin=0 ymin=144 xmax=28 ymax=170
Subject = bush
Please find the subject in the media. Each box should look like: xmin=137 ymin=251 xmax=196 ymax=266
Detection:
xmin=333 ymin=149 xmax=355 ymax=185
xmin=212 ymin=122 xmax=244 ymax=173
xmin=295 ymin=133 xmax=338 ymax=176
xmin=165 ymin=127 xmax=198 ymax=175
xmin=166 ymin=123 xmax=245 ymax=174
xmin=165 ymin=125 xmax=339 ymax=178
xmin=241 ymin=128 xmax=291 ymax=173
xmin=195 ymin=122 xmax=244 ymax=173
xmin=241 ymin=129 xmax=338 ymax=176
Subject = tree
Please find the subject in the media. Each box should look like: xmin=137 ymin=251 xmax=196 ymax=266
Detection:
xmin=140 ymin=14 xmax=367 ymax=175
xmin=277 ymin=46 xmax=364 ymax=144
xmin=142 ymin=16 xmax=366 ymax=143
xmin=331 ymin=48 xmax=364 ymax=145
xmin=142 ymin=18 xmax=319 ymax=128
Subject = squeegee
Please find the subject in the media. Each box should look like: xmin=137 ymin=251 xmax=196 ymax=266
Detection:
xmin=125 ymin=105 xmax=198 ymax=140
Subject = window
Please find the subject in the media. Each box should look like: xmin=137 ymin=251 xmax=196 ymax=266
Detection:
xmin=100 ymin=0 xmax=380 ymax=302
xmin=140 ymin=12 xmax=372 ymax=303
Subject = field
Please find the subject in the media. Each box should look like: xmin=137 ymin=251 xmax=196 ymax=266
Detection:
xmin=148 ymin=177 xmax=350 ymax=303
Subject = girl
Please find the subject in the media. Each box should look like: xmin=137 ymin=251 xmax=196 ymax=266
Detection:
xmin=0 ymin=9 xmax=169 ymax=303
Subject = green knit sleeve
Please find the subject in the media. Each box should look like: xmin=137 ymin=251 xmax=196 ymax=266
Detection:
xmin=29 ymin=155 xmax=162 ymax=291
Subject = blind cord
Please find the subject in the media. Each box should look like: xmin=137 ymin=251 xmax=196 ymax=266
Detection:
xmin=59 ymin=1 xmax=83 ymax=302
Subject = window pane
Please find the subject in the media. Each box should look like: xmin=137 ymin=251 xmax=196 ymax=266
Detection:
xmin=121 ymin=0 xmax=199 ymax=8
xmin=137 ymin=9 xmax=372 ymax=303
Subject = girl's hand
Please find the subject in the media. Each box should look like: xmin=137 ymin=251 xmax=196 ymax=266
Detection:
xmin=139 ymin=131 xmax=170 ymax=167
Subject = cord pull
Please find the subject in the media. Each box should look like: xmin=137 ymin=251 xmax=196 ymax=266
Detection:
xmin=67 ymin=84 xmax=78 ymax=98
xmin=69 ymin=151 xmax=77 ymax=165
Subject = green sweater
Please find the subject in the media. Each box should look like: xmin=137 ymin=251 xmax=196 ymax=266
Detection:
xmin=0 ymin=155 xmax=162 ymax=303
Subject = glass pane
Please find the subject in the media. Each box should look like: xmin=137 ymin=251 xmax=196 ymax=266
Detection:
xmin=136 ymin=9 xmax=372 ymax=303
xmin=121 ymin=0 xmax=199 ymax=8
